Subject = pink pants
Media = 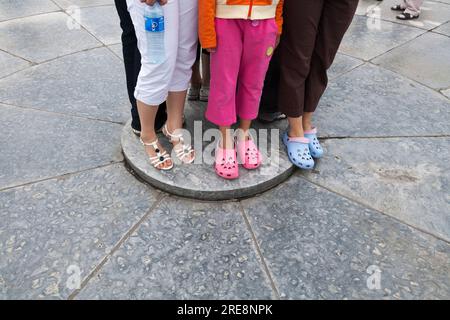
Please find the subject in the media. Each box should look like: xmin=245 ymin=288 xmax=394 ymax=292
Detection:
xmin=206 ymin=18 xmax=278 ymax=126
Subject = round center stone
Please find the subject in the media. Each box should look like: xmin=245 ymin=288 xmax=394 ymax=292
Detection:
xmin=121 ymin=102 xmax=295 ymax=200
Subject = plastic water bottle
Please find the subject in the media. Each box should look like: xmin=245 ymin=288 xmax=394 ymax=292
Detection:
xmin=144 ymin=3 xmax=165 ymax=64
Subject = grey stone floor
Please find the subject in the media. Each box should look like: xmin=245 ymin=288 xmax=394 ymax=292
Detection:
xmin=0 ymin=0 xmax=449 ymax=300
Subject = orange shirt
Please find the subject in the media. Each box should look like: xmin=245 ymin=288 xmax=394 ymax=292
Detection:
xmin=199 ymin=0 xmax=284 ymax=49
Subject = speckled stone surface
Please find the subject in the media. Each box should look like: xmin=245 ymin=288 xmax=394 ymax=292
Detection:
xmin=1 ymin=0 xmax=449 ymax=300
xmin=442 ymin=88 xmax=450 ymax=99
xmin=0 ymin=164 xmax=159 ymax=299
xmin=241 ymin=176 xmax=450 ymax=299
xmin=355 ymin=0 xmax=381 ymax=16
xmin=328 ymin=53 xmax=363 ymax=80
xmin=76 ymin=199 xmax=274 ymax=300
xmin=315 ymin=63 xmax=450 ymax=138
xmin=0 ymin=47 xmax=129 ymax=122
xmin=122 ymin=101 xmax=294 ymax=200
xmin=0 ymin=0 xmax=60 ymax=22
xmin=340 ymin=15 xmax=426 ymax=60
xmin=75 ymin=5 xmax=122 ymax=45
xmin=0 ymin=50 xmax=30 ymax=78
xmin=108 ymin=44 xmax=123 ymax=60
xmin=433 ymin=21 xmax=450 ymax=36
xmin=373 ymin=32 xmax=450 ymax=90
xmin=0 ymin=12 xmax=101 ymax=63
xmin=53 ymin=0 xmax=114 ymax=9
xmin=375 ymin=0 xmax=450 ymax=31
xmin=301 ymin=137 xmax=450 ymax=242
xmin=0 ymin=104 xmax=123 ymax=190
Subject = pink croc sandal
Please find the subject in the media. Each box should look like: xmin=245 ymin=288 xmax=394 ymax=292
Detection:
xmin=236 ymin=132 xmax=262 ymax=170
xmin=215 ymin=144 xmax=239 ymax=180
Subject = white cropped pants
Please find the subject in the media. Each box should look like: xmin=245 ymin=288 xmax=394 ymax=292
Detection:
xmin=126 ymin=0 xmax=198 ymax=105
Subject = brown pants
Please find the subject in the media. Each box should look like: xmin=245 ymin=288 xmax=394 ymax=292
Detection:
xmin=278 ymin=0 xmax=359 ymax=118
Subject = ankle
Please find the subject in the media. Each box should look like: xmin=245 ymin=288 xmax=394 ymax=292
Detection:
xmin=220 ymin=133 xmax=234 ymax=149
xmin=140 ymin=132 xmax=157 ymax=143
xmin=303 ymin=122 xmax=313 ymax=132
xmin=236 ymin=128 xmax=250 ymax=142
xmin=289 ymin=128 xmax=304 ymax=138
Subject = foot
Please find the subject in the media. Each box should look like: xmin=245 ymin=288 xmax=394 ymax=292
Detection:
xmin=215 ymin=143 xmax=239 ymax=180
xmin=282 ymin=131 xmax=314 ymax=170
xmin=258 ymin=111 xmax=287 ymax=124
xmin=304 ymin=127 xmax=324 ymax=159
xmin=235 ymin=130 xmax=261 ymax=169
xmin=199 ymin=86 xmax=210 ymax=102
xmin=131 ymin=121 xmax=141 ymax=137
xmin=187 ymin=86 xmax=200 ymax=101
xmin=140 ymin=137 xmax=173 ymax=170
xmin=391 ymin=4 xmax=405 ymax=11
xmin=162 ymin=124 xmax=195 ymax=164
xmin=396 ymin=12 xmax=419 ymax=20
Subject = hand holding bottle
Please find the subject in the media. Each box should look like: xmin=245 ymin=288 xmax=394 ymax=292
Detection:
xmin=140 ymin=0 xmax=168 ymax=6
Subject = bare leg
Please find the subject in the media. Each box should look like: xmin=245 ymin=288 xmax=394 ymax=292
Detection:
xmin=302 ymin=112 xmax=314 ymax=131
xmin=166 ymin=90 xmax=195 ymax=163
xmin=138 ymin=100 xmax=173 ymax=170
xmin=237 ymin=119 xmax=252 ymax=141
xmin=288 ymin=116 xmax=304 ymax=138
xmin=201 ymin=53 xmax=211 ymax=88
xmin=219 ymin=126 xmax=234 ymax=149
xmin=190 ymin=59 xmax=202 ymax=89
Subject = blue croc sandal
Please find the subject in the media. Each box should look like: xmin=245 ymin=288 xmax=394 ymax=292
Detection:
xmin=304 ymin=128 xmax=323 ymax=159
xmin=282 ymin=132 xmax=315 ymax=170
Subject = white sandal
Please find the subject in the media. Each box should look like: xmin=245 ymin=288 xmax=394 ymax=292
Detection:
xmin=140 ymin=138 xmax=173 ymax=170
xmin=162 ymin=124 xmax=195 ymax=164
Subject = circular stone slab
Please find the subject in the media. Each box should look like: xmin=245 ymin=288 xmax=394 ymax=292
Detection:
xmin=121 ymin=101 xmax=295 ymax=200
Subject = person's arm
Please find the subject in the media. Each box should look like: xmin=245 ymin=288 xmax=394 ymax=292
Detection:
xmin=274 ymin=0 xmax=284 ymax=48
xmin=275 ymin=0 xmax=284 ymax=34
xmin=140 ymin=0 xmax=168 ymax=5
xmin=199 ymin=0 xmax=217 ymax=50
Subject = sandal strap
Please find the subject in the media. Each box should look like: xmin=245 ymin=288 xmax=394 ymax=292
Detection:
xmin=163 ymin=124 xmax=184 ymax=143
xmin=175 ymin=144 xmax=194 ymax=159
xmin=140 ymin=138 xmax=159 ymax=149
xmin=140 ymin=138 xmax=172 ymax=168
xmin=164 ymin=124 xmax=195 ymax=161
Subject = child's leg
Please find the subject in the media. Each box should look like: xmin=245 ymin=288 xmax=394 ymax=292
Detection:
xmin=207 ymin=19 xmax=244 ymax=147
xmin=201 ymin=51 xmax=211 ymax=88
xmin=236 ymin=19 xmax=278 ymax=131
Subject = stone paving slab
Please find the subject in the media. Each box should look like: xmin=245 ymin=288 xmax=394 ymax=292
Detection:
xmin=0 ymin=164 xmax=159 ymax=299
xmin=340 ymin=15 xmax=426 ymax=61
xmin=0 ymin=104 xmax=123 ymax=190
xmin=373 ymin=32 xmax=450 ymax=90
xmin=108 ymin=44 xmax=123 ymax=60
xmin=0 ymin=0 xmax=60 ymax=22
xmin=77 ymin=199 xmax=275 ymax=300
xmin=0 ymin=47 xmax=129 ymax=123
xmin=0 ymin=12 xmax=101 ymax=63
xmin=328 ymin=53 xmax=364 ymax=80
xmin=356 ymin=0 xmax=382 ymax=16
xmin=0 ymin=50 xmax=31 ymax=78
xmin=301 ymin=137 xmax=450 ymax=242
xmin=75 ymin=5 xmax=122 ymax=45
xmin=53 ymin=0 xmax=115 ymax=10
xmin=442 ymin=88 xmax=450 ymax=98
xmin=376 ymin=0 xmax=450 ymax=31
xmin=315 ymin=63 xmax=450 ymax=138
xmin=241 ymin=175 xmax=450 ymax=299
xmin=433 ymin=21 xmax=450 ymax=36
